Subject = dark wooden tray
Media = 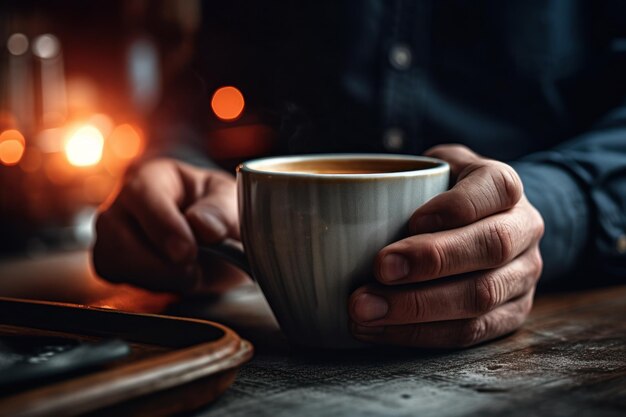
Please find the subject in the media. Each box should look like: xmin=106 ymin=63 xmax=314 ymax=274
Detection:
xmin=0 ymin=297 xmax=253 ymax=417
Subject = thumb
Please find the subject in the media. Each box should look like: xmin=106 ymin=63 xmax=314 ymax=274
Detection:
xmin=185 ymin=171 xmax=240 ymax=244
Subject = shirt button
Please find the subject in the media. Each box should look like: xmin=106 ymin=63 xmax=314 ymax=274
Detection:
xmin=383 ymin=128 xmax=405 ymax=151
xmin=389 ymin=44 xmax=412 ymax=70
xmin=617 ymin=235 xmax=626 ymax=254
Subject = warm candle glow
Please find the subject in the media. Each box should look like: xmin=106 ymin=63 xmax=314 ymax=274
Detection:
xmin=65 ymin=125 xmax=104 ymax=167
xmin=0 ymin=140 xmax=25 ymax=166
xmin=0 ymin=129 xmax=26 ymax=166
xmin=211 ymin=86 xmax=245 ymax=121
xmin=0 ymin=129 xmax=25 ymax=145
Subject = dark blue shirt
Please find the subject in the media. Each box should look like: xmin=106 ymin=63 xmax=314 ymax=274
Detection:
xmin=151 ymin=1 xmax=626 ymax=287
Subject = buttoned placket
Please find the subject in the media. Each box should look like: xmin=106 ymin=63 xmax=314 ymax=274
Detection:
xmin=380 ymin=0 xmax=432 ymax=154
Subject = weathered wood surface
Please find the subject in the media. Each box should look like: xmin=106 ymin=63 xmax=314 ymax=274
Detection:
xmin=1 ymin=251 xmax=625 ymax=416
xmin=179 ymin=284 xmax=626 ymax=417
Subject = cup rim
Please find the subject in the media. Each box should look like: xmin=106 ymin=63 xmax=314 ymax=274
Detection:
xmin=237 ymin=153 xmax=450 ymax=179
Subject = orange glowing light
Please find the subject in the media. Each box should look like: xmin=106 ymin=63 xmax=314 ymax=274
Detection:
xmin=109 ymin=124 xmax=144 ymax=159
xmin=211 ymin=86 xmax=245 ymax=121
xmin=65 ymin=125 xmax=104 ymax=167
xmin=0 ymin=140 xmax=25 ymax=166
xmin=0 ymin=129 xmax=25 ymax=146
xmin=0 ymin=129 xmax=26 ymax=166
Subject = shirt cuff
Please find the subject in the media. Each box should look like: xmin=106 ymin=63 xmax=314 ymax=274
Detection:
xmin=510 ymin=161 xmax=590 ymax=285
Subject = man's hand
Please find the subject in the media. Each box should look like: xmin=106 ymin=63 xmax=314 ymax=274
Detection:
xmin=93 ymin=158 xmax=245 ymax=293
xmin=349 ymin=145 xmax=544 ymax=348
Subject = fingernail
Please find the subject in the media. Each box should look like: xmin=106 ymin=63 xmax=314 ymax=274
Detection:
xmin=198 ymin=209 xmax=228 ymax=238
xmin=165 ymin=237 xmax=193 ymax=263
xmin=352 ymin=293 xmax=389 ymax=322
xmin=381 ymin=253 xmax=410 ymax=281
xmin=353 ymin=324 xmax=385 ymax=335
xmin=411 ymin=214 xmax=441 ymax=234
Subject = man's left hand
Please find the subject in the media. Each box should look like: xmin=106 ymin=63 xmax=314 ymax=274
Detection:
xmin=349 ymin=144 xmax=545 ymax=348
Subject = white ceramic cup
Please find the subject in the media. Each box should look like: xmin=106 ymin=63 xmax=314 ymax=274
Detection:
xmin=202 ymin=154 xmax=449 ymax=348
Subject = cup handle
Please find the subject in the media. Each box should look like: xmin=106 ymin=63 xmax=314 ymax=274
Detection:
xmin=197 ymin=240 xmax=253 ymax=278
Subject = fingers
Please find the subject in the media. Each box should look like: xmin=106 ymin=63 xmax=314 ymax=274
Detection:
xmin=116 ymin=161 xmax=196 ymax=263
xmin=351 ymin=290 xmax=535 ymax=349
xmin=92 ymin=206 xmax=202 ymax=293
xmin=352 ymin=144 xmax=541 ymax=349
xmin=93 ymin=158 xmax=243 ymax=293
xmin=351 ymin=246 xmax=542 ymax=325
xmin=376 ymin=200 xmax=544 ymax=284
xmin=412 ymin=144 xmax=523 ymax=233
xmin=184 ymin=169 xmax=240 ymax=244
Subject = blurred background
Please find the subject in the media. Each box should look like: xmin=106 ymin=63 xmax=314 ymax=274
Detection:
xmin=0 ymin=1 xmax=267 ymax=258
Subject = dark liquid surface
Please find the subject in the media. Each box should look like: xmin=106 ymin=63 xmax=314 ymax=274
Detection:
xmin=255 ymin=158 xmax=439 ymax=174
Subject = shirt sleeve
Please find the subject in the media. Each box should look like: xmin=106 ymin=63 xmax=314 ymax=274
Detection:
xmin=510 ymin=107 xmax=626 ymax=287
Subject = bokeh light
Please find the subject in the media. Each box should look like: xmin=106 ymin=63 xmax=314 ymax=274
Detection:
xmin=211 ymin=86 xmax=245 ymax=121
xmin=0 ymin=129 xmax=25 ymax=146
xmin=7 ymin=33 xmax=29 ymax=56
xmin=32 ymin=34 xmax=60 ymax=59
xmin=64 ymin=125 xmax=104 ymax=167
xmin=109 ymin=123 xmax=144 ymax=159
xmin=0 ymin=129 xmax=26 ymax=166
xmin=0 ymin=140 xmax=25 ymax=166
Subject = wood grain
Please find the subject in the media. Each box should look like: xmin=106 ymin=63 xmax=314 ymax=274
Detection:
xmin=183 ymin=284 xmax=626 ymax=417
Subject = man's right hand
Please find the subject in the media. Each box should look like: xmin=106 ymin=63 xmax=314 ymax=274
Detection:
xmin=93 ymin=158 xmax=245 ymax=293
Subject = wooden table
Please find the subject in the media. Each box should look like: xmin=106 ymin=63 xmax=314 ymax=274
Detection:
xmin=1 ymin=250 xmax=625 ymax=417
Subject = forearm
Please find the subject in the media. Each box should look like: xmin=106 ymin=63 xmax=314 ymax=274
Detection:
xmin=511 ymin=116 xmax=626 ymax=287
xmin=511 ymin=162 xmax=590 ymax=284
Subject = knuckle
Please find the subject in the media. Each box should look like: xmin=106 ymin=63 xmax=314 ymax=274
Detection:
xmin=474 ymin=275 xmax=500 ymax=314
xmin=531 ymin=206 xmax=546 ymax=241
xmin=490 ymin=163 xmax=523 ymax=207
xmin=458 ymin=161 xmax=483 ymax=180
xmin=402 ymin=291 xmax=428 ymax=322
xmin=419 ymin=239 xmax=446 ymax=278
xmin=445 ymin=194 xmax=480 ymax=225
xmin=457 ymin=318 xmax=487 ymax=348
xmin=485 ymin=222 xmax=516 ymax=265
